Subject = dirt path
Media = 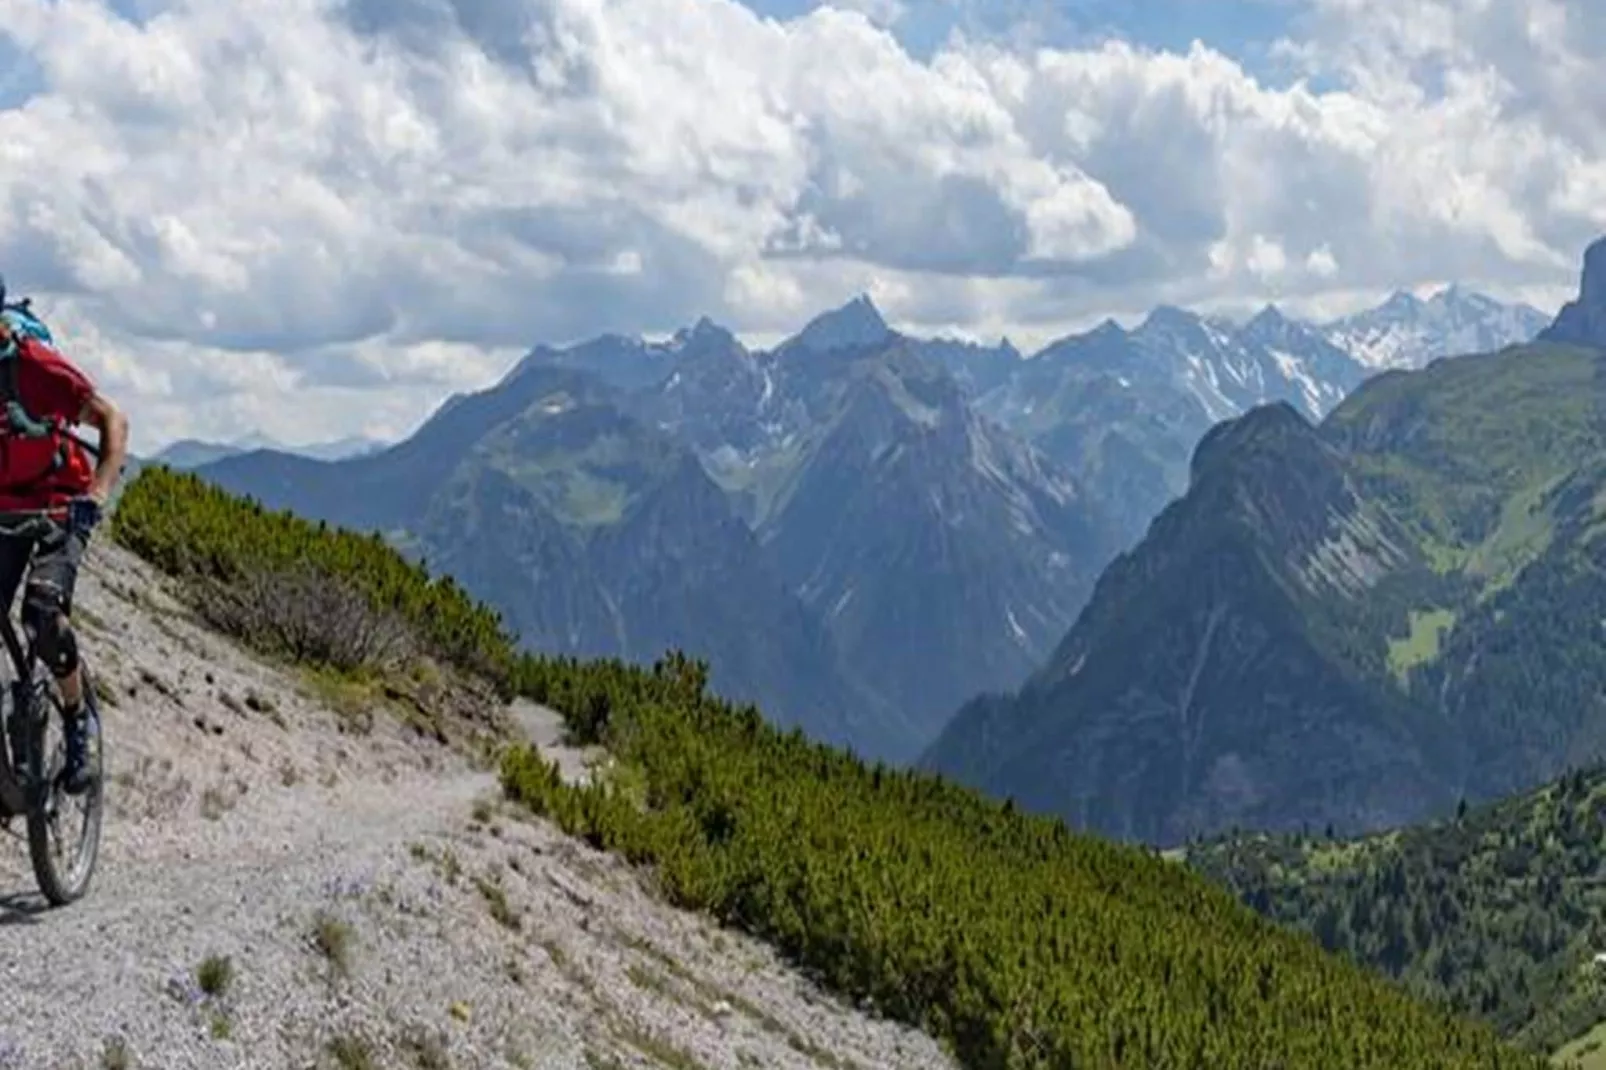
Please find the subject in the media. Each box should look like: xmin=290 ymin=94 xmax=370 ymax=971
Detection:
xmin=0 ymin=542 xmax=954 ymax=1070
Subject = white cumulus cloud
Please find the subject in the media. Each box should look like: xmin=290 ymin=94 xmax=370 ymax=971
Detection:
xmin=0 ymin=0 xmax=1597 ymax=449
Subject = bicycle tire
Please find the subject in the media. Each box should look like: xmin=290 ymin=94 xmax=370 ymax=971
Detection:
xmin=25 ymin=660 xmax=104 ymax=906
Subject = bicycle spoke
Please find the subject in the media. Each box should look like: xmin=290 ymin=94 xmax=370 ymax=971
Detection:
xmin=19 ymin=677 xmax=104 ymax=904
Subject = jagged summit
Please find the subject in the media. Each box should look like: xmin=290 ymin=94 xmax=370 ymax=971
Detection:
xmin=1538 ymin=235 xmax=1606 ymax=349
xmin=1137 ymin=304 xmax=1199 ymax=333
xmin=1242 ymin=303 xmax=1300 ymax=338
xmin=1323 ymin=282 xmax=1548 ymax=369
xmin=788 ymin=294 xmax=892 ymax=354
xmin=670 ymin=314 xmax=740 ymax=353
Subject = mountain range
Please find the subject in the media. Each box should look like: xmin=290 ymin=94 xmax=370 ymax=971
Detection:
xmin=922 ymin=237 xmax=1606 ymax=847
xmin=147 ymin=431 xmax=388 ymax=469
xmin=182 ymin=280 xmax=1548 ymax=767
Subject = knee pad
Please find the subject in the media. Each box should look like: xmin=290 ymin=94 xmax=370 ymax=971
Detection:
xmin=22 ymin=585 xmax=76 ymax=677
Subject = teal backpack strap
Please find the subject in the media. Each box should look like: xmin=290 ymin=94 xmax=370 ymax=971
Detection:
xmin=0 ymin=348 xmax=55 ymax=440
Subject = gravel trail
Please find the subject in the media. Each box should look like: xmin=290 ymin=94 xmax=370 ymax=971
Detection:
xmin=0 ymin=542 xmax=955 ymax=1070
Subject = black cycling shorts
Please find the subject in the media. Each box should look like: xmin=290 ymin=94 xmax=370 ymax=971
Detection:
xmin=0 ymin=524 xmax=85 ymax=618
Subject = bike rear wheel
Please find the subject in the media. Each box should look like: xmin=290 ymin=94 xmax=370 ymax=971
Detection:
xmin=24 ymin=660 xmax=103 ymax=906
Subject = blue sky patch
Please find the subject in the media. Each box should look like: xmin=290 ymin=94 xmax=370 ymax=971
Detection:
xmin=739 ymin=0 xmax=1301 ymax=75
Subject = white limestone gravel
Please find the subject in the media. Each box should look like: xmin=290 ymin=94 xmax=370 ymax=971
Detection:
xmin=0 ymin=540 xmax=958 ymax=1070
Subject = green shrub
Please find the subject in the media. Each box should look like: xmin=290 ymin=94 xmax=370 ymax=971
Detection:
xmin=111 ymin=464 xmax=1547 ymax=1070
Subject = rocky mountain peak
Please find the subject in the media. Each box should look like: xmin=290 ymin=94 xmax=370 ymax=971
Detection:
xmin=1241 ymin=304 xmax=1302 ymax=342
xmin=1188 ymin=400 xmax=1315 ymax=488
xmin=1138 ymin=304 xmax=1201 ymax=334
xmin=672 ymin=315 xmax=736 ymax=348
xmin=1539 ymin=235 xmax=1606 ymax=349
xmin=790 ymin=294 xmax=892 ymax=355
xmin=1379 ymin=289 xmax=1422 ymax=314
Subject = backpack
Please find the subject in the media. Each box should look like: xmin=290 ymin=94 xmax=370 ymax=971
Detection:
xmin=0 ymin=299 xmax=53 ymax=347
xmin=0 ymin=277 xmax=99 ymax=466
xmin=0 ymin=292 xmax=59 ymax=440
xmin=0 ymin=273 xmax=52 ymax=348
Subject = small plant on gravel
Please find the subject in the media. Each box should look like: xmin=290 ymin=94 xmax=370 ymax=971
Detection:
xmin=209 ymin=1011 xmax=232 ymax=1040
xmin=199 ymin=785 xmax=232 ymax=820
xmin=474 ymin=874 xmax=520 ymax=931
xmin=99 ymin=1035 xmax=132 ymax=1069
xmin=398 ymin=1024 xmax=451 ymax=1069
xmin=324 ymin=1033 xmax=374 ymax=1070
xmin=196 ymin=953 xmax=234 ymax=997
xmin=539 ymin=938 xmax=569 ymax=969
xmin=92 ymin=674 xmax=120 ymax=708
xmin=583 ymin=1049 xmax=626 ymax=1070
xmin=311 ymin=912 xmax=354 ymax=976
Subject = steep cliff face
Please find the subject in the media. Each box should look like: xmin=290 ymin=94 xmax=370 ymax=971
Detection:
xmin=755 ymin=343 xmax=1117 ymax=742
xmin=925 ymin=402 xmax=1440 ymax=844
xmin=1538 ymin=236 xmax=1606 ymax=349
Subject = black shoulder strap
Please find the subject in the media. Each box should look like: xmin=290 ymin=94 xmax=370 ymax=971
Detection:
xmin=0 ymin=350 xmax=17 ymax=403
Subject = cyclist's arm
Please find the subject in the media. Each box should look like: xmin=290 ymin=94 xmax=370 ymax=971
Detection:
xmin=77 ymin=390 xmax=129 ymax=504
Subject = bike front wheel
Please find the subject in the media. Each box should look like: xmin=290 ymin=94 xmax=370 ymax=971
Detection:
xmin=24 ymin=660 xmax=104 ymax=906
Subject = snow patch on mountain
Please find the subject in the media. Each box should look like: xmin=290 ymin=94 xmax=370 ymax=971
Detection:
xmin=1321 ymin=285 xmax=1549 ymax=369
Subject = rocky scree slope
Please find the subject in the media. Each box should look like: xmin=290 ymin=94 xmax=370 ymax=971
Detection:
xmin=922 ymin=236 xmax=1606 ymax=847
xmin=0 ymin=538 xmax=954 ymax=1070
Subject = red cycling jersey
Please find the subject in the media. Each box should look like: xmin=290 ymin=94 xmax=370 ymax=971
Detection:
xmin=0 ymin=336 xmax=96 ymax=512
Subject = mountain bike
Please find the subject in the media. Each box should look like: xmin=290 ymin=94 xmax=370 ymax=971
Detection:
xmin=0 ymin=508 xmax=104 ymax=906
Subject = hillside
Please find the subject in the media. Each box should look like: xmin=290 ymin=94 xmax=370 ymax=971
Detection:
xmin=921 ymin=239 xmax=1606 ymax=845
xmin=1185 ymin=760 xmax=1606 ymax=1064
xmin=0 ymin=531 xmax=950 ymax=1068
xmin=190 ymin=363 xmax=907 ymax=762
xmin=80 ymin=464 xmax=1551 ymax=1069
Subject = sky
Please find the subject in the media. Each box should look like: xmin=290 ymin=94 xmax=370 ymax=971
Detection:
xmin=0 ymin=0 xmax=1601 ymax=452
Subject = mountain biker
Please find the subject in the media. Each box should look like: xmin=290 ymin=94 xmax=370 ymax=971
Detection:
xmin=0 ymin=287 xmax=129 ymax=795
